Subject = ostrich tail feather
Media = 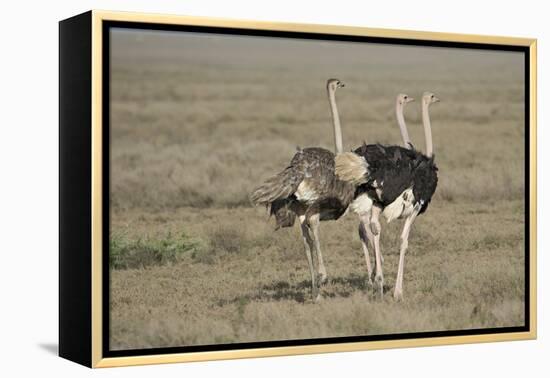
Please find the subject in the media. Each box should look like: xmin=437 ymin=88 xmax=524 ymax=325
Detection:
xmin=249 ymin=166 xmax=300 ymax=206
xmin=334 ymin=152 xmax=369 ymax=186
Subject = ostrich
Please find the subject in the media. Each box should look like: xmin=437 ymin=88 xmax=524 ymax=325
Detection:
xmin=356 ymin=93 xmax=415 ymax=286
xmin=250 ymin=78 xmax=355 ymax=301
xmin=336 ymin=92 xmax=439 ymax=299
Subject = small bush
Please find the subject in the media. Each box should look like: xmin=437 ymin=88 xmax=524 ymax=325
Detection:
xmin=110 ymin=232 xmax=202 ymax=270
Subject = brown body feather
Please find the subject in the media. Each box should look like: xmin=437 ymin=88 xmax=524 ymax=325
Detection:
xmin=250 ymin=147 xmax=356 ymax=229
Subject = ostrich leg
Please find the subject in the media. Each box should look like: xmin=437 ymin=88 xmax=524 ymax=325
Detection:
xmin=370 ymin=206 xmax=384 ymax=297
xmin=299 ymin=215 xmax=320 ymax=301
xmin=309 ymin=213 xmax=328 ymax=285
xmin=358 ymin=216 xmax=373 ymax=287
xmin=393 ymin=207 xmax=420 ymax=300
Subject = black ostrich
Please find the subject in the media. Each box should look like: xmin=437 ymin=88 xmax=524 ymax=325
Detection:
xmin=336 ymin=92 xmax=440 ymax=300
xmin=353 ymin=93 xmax=415 ymax=287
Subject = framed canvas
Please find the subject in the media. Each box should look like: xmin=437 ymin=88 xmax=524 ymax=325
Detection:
xmin=59 ymin=10 xmax=537 ymax=368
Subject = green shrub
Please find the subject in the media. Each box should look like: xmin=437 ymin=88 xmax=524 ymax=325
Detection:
xmin=110 ymin=232 xmax=202 ymax=270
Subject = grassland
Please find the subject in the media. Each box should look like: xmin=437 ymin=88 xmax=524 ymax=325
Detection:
xmin=108 ymin=30 xmax=526 ymax=350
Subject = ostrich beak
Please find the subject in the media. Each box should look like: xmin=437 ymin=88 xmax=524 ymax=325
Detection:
xmin=338 ymin=82 xmax=345 ymax=88
xmin=406 ymin=97 xmax=415 ymax=103
xmin=433 ymin=96 xmax=440 ymax=103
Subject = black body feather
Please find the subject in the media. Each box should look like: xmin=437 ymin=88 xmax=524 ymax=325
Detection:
xmin=353 ymin=143 xmax=438 ymax=214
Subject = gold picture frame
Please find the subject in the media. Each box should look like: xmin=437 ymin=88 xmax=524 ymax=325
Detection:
xmin=59 ymin=10 xmax=537 ymax=368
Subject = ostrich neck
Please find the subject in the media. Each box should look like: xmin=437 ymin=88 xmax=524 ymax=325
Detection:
xmin=422 ymin=102 xmax=433 ymax=157
xmin=328 ymin=89 xmax=343 ymax=154
xmin=395 ymin=101 xmax=411 ymax=148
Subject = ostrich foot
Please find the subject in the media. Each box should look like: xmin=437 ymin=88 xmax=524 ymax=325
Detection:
xmin=312 ymin=277 xmax=325 ymax=302
xmin=393 ymin=286 xmax=403 ymax=301
xmin=311 ymin=286 xmax=323 ymax=302
xmin=311 ymin=286 xmax=319 ymax=302
xmin=375 ymin=273 xmax=384 ymax=298
xmin=365 ymin=273 xmax=373 ymax=289
xmin=318 ymin=271 xmax=328 ymax=285
xmin=366 ymin=276 xmax=373 ymax=288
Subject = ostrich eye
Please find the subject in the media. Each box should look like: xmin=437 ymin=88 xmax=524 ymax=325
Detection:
xmin=431 ymin=95 xmax=434 ymax=98
xmin=404 ymin=96 xmax=408 ymax=99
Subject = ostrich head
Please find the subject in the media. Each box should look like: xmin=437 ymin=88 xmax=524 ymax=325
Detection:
xmin=422 ymin=92 xmax=440 ymax=105
xmin=397 ymin=93 xmax=414 ymax=105
xmin=327 ymin=78 xmax=345 ymax=92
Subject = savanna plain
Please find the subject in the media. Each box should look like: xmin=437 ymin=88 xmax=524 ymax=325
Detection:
xmin=109 ymin=30 xmax=526 ymax=350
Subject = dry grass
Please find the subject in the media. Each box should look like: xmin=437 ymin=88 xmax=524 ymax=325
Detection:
xmin=110 ymin=201 xmax=525 ymax=349
xmin=108 ymin=30 xmax=526 ymax=350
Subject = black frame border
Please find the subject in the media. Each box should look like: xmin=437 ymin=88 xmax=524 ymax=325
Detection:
xmin=59 ymin=11 xmax=93 ymax=367
xmin=101 ymin=20 xmax=531 ymax=359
